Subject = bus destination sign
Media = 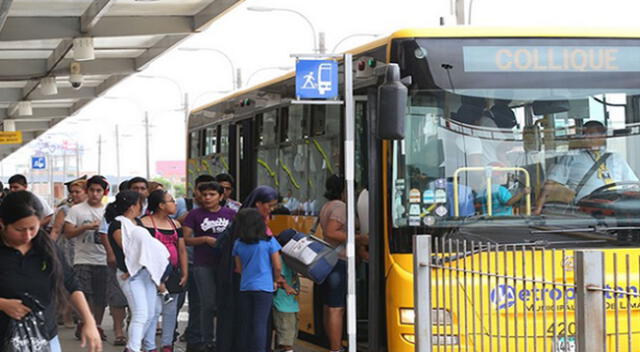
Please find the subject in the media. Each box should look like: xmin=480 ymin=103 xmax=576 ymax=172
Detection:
xmin=463 ymin=46 xmax=640 ymax=72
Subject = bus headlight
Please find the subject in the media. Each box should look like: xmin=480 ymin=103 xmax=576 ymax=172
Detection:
xmin=399 ymin=308 xmax=415 ymax=325
xmin=399 ymin=308 xmax=452 ymax=325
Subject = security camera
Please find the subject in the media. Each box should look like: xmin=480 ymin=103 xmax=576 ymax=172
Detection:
xmin=69 ymin=62 xmax=83 ymax=89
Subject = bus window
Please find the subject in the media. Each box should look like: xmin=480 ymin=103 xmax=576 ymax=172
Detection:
xmin=279 ymin=108 xmax=290 ymax=143
xmin=391 ymin=90 xmax=640 ymax=248
xmin=262 ymin=110 xmax=277 ymax=146
xmin=278 ymin=144 xmax=308 ymax=214
xmin=220 ymin=124 xmax=229 ymax=155
xmin=289 ymin=105 xmax=307 ymax=141
xmin=189 ymin=130 xmax=204 ymax=158
xmin=205 ymin=126 xmax=218 ymax=155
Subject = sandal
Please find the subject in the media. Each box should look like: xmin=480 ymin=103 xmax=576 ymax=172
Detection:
xmin=113 ymin=336 xmax=127 ymax=346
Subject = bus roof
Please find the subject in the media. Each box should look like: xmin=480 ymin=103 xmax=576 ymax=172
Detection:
xmin=191 ymin=26 xmax=640 ymax=115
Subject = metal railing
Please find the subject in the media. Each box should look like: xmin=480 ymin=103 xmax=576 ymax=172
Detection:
xmin=413 ymin=235 xmax=640 ymax=352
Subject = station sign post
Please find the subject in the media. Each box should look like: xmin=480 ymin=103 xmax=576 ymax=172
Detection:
xmin=293 ymin=53 xmax=357 ymax=351
xmin=31 ymin=156 xmax=46 ymax=170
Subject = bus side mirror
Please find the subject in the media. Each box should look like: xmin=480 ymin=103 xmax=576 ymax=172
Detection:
xmin=377 ymin=64 xmax=408 ymax=140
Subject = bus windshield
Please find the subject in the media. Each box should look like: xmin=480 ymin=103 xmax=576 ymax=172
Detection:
xmin=391 ymin=37 xmax=640 ymax=243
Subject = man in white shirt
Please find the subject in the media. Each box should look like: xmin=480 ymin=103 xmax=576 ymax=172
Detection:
xmin=64 ymin=175 xmax=109 ymax=340
xmin=8 ymin=174 xmax=54 ymax=226
xmin=535 ymin=121 xmax=638 ymax=214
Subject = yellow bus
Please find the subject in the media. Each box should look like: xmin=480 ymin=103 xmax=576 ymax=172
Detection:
xmin=187 ymin=27 xmax=640 ymax=351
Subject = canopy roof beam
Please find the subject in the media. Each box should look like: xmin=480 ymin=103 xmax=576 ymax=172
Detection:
xmin=0 ymin=16 xmax=193 ymax=41
xmin=80 ymin=0 xmax=114 ymax=33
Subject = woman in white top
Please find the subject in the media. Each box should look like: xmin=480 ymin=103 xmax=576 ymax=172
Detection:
xmin=104 ymin=190 xmax=170 ymax=352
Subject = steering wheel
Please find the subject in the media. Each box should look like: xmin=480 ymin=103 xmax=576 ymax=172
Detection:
xmin=586 ymin=181 xmax=640 ymax=197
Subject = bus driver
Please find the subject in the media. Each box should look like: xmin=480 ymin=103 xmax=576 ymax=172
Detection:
xmin=534 ymin=120 xmax=638 ymax=214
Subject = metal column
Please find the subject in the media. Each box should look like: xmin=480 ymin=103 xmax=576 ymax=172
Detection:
xmin=344 ymin=52 xmax=357 ymax=351
xmin=414 ymin=235 xmax=433 ymax=352
xmin=575 ymin=251 xmax=605 ymax=352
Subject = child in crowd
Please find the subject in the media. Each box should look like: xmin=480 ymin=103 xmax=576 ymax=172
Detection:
xmin=477 ymin=162 xmax=530 ymax=216
xmin=274 ymin=234 xmax=300 ymax=352
xmin=232 ymin=208 xmax=283 ymax=352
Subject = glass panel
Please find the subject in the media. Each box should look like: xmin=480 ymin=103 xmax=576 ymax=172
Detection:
xmin=262 ymin=110 xmax=278 ymax=146
xmin=278 ymin=144 xmax=309 ymax=214
xmin=220 ymin=124 xmax=229 ymax=155
xmin=205 ymin=126 xmax=217 ymax=155
xmin=289 ymin=105 xmax=306 ymax=141
xmin=257 ymin=147 xmax=278 ymax=189
xmin=189 ymin=131 xmax=200 ymax=158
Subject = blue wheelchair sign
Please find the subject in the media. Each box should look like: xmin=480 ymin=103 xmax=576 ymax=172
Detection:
xmin=296 ymin=59 xmax=339 ymax=99
xmin=31 ymin=156 xmax=46 ymax=169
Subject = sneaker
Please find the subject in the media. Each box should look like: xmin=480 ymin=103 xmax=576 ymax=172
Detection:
xmin=160 ymin=291 xmax=174 ymax=304
xmin=161 ymin=346 xmax=174 ymax=352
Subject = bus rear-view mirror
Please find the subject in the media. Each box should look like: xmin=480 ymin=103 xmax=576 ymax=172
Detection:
xmin=377 ymin=64 xmax=408 ymax=140
xmin=532 ymin=99 xmax=570 ymax=115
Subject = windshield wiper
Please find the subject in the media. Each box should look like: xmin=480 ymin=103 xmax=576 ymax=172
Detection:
xmin=433 ymin=239 xmax=608 ymax=264
xmin=531 ymin=226 xmax=640 ymax=234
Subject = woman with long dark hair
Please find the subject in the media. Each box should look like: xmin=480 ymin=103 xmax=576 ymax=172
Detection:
xmin=0 ymin=191 xmax=101 ymax=351
xmin=105 ymin=190 xmax=170 ymax=352
xmin=140 ymin=189 xmax=188 ymax=352
xmin=318 ymin=175 xmax=368 ymax=352
xmin=216 ymin=185 xmax=278 ymax=352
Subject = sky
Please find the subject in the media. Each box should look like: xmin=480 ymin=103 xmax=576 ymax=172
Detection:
xmin=4 ymin=0 xmax=640 ymax=179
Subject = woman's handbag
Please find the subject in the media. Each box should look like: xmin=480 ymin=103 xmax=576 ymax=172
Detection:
xmin=278 ymin=229 xmax=343 ymax=284
xmin=3 ymin=294 xmax=52 ymax=352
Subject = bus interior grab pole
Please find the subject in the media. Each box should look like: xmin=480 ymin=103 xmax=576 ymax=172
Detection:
xmin=344 ymin=53 xmax=357 ymax=351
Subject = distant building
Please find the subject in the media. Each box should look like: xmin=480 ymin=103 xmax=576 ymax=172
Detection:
xmin=156 ymin=160 xmax=186 ymax=183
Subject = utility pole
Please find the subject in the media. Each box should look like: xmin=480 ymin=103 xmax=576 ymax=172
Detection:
xmin=115 ymin=124 xmax=121 ymax=183
xmin=455 ymin=0 xmax=466 ymax=25
xmin=75 ymin=144 xmax=80 ymax=177
xmin=97 ymin=134 xmax=102 ymax=174
xmin=145 ymin=111 xmax=150 ymax=179
xmin=62 ymin=150 xmax=67 ymax=179
xmin=48 ymin=153 xmax=54 ymax=207
xmin=318 ymin=32 xmax=326 ymax=54
xmin=236 ymin=68 xmax=243 ymax=90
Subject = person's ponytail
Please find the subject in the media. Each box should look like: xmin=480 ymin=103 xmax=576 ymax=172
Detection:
xmin=105 ymin=190 xmax=141 ymax=222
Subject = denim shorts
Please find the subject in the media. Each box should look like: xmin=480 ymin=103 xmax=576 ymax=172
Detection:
xmin=320 ymin=260 xmax=347 ymax=308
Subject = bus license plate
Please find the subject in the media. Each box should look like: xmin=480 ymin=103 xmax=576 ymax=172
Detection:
xmin=553 ymin=336 xmax=576 ymax=352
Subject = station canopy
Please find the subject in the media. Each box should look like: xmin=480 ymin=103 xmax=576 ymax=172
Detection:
xmin=0 ymin=0 xmax=242 ymax=158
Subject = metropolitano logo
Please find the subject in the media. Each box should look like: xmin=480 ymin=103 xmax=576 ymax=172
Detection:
xmin=490 ymin=284 xmax=517 ymax=310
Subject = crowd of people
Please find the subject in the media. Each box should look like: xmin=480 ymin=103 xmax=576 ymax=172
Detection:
xmin=0 ymin=171 xmax=358 ymax=352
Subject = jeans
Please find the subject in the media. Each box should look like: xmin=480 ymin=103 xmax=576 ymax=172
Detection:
xmin=192 ymin=265 xmax=217 ymax=344
xmin=49 ymin=335 xmax=61 ymax=352
xmin=239 ymin=291 xmax=274 ymax=352
xmin=118 ymin=268 xmax=162 ymax=352
xmin=185 ymin=266 xmax=202 ymax=345
xmin=152 ymin=293 xmax=179 ymax=347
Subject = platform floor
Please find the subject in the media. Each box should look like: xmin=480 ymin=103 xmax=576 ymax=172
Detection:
xmin=59 ymin=306 xmax=322 ymax=352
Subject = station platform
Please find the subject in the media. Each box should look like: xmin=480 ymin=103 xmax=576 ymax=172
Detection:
xmin=59 ymin=307 xmax=321 ymax=352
